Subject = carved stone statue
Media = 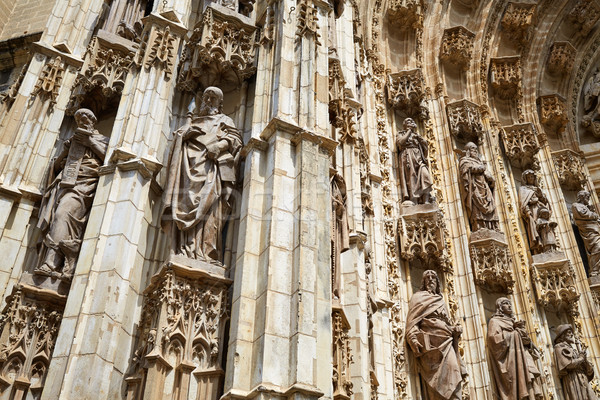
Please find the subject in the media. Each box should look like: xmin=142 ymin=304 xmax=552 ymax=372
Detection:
xmin=553 ymin=324 xmax=597 ymax=400
xmin=406 ymin=270 xmax=466 ymax=399
xmin=519 ymin=169 xmax=555 ymax=254
xmin=331 ymin=173 xmax=349 ymax=299
xmin=397 ymin=117 xmax=433 ymax=205
xmin=487 ymin=297 xmax=543 ymax=400
xmin=582 ymin=67 xmax=600 ymax=136
xmin=35 ymin=108 xmax=109 ymax=280
xmin=161 ymin=86 xmax=242 ymax=264
xmin=458 ymin=142 xmax=499 ymax=231
xmin=572 ymin=190 xmax=600 ymax=277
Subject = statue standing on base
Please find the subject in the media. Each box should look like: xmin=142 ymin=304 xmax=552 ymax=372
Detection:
xmin=458 ymin=142 xmax=499 ymax=232
xmin=572 ymin=190 xmax=600 ymax=277
xmin=161 ymin=87 xmax=242 ymax=264
xmin=553 ymin=324 xmax=597 ymax=400
xmin=519 ymin=169 xmax=555 ymax=254
xmin=397 ymin=118 xmax=433 ymax=205
xmin=487 ymin=297 xmax=543 ymax=400
xmin=405 ymin=270 xmax=466 ymax=399
xmin=35 ymin=108 xmax=109 ymax=280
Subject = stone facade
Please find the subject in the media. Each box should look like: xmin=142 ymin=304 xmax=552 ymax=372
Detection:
xmin=2 ymin=1 xmax=600 ymax=400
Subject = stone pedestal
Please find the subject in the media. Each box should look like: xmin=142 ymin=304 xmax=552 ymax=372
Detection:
xmin=126 ymin=257 xmax=231 ymax=400
xmin=531 ymin=252 xmax=579 ymax=313
xmin=469 ymin=229 xmax=514 ymax=293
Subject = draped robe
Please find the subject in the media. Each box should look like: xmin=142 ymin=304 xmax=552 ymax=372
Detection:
xmin=572 ymin=202 xmax=600 ymax=275
xmin=554 ymin=341 xmax=597 ymax=400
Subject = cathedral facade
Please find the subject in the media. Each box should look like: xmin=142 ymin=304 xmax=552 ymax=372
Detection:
xmin=1 ymin=0 xmax=600 ymax=399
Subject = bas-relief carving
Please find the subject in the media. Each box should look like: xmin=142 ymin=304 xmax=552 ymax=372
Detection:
xmin=161 ymin=87 xmax=242 ymax=265
xmin=487 ymin=297 xmax=543 ymax=400
xmin=572 ymin=190 xmax=600 ymax=278
xmin=406 ymin=270 xmax=466 ymax=400
xmin=553 ymin=324 xmax=598 ymax=400
xmin=458 ymin=142 xmax=499 ymax=232
xmin=518 ymin=169 xmax=557 ymax=255
xmin=583 ymin=68 xmax=600 ymax=137
xmin=34 ymin=109 xmax=109 ymax=281
xmin=331 ymin=173 xmax=350 ymax=300
xmin=396 ymin=118 xmax=432 ymax=206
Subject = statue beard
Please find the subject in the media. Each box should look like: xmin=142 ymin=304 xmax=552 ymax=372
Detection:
xmin=198 ymin=103 xmax=219 ymax=117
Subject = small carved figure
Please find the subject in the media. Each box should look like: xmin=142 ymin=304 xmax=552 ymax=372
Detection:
xmin=519 ymin=169 xmax=555 ymax=254
xmin=406 ymin=270 xmax=466 ymax=400
xmin=487 ymin=297 xmax=543 ymax=400
xmin=35 ymin=108 xmax=109 ymax=279
xmin=161 ymin=87 xmax=242 ymax=264
xmin=572 ymin=190 xmax=600 ymax=277
xmin=582 ymin=68 xmax=600 ymax=137
xmin=458 ymin=142 xmax=499 ymax=231
xmin=397 ymin=118 xmax=433 ymax=205
xmin=553 ymin=324 xmax=597 ymax=400
xmin=331 ymin=173 xmax=350 ymax=299
xmin=536 ymin=207 xmax=558 ymax=253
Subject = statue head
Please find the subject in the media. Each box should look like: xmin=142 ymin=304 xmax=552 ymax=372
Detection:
xmin=577 ymin=190 xmax=591 ymax=204
xmin=464 ymin=142 xmax=478 ymax=158
xmin=554 ymin=324 xmax=575 ymax=345
xmin=197 ymin=86 xmax=224 ymax=116
xmin=538 ymin=206 xmax=550 ymax=220
xmin=420 ymin=270 xmax=441 ymax=294
xmin=494 ymin=297 xmax=513 ymax=317
xmin=74 ymin=108 xmax=97 ymax=131
xmin=522 ymin=169 xmax=537 ymax=186
xmin=403 ymin=118 xmax=417 ymax=131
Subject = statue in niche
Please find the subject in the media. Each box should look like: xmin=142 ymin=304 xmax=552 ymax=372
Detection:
xmin=406 ymin=270 xmax=466 ymax=400
xmin=553 ymin=324 xmax=597 ymax=400
xmin=572 ymin=190 xmax=600 ymax=277
xmin=487 ymin=297 xmax=543 ymax=400
xmin=519 ymin=169 xmax=555 ymax=254
xmin=397 ymin=117 xmax=433 ymax=206
xmin=458 ymin=142 xmax=500 ymax=232
xmin=582 ymin=67 xmax=600 ymax=137
xmin=161 ymin=87 xmax=242 ymax=264
xmin=331 ymin=173 xmax=349 ymax=299
xmin=35 ymin=108 xmax=109 ymax=280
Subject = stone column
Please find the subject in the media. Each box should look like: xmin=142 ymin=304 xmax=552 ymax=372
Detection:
xmin=40 ymin=10 xmax=187 ymax=400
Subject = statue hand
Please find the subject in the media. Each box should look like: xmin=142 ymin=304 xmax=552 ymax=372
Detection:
xmin=73 ymin=131 xmax=90 ymax=146
xmin=410 ymin=338 xmax=423 ymax=352
xmin=514 ymin=320 xmax=526 ymax=329
xmin=453 ymin=325 xmax=463 ymax=337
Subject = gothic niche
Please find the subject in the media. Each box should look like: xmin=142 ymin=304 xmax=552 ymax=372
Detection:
xmin=387 ymin=69 xmax=428 ymax=120
xmin=582 ymin=68 xmax=600 ymax=137
xmin=33 ymin=109 xmax=108 ymax=286
xmin=439 ymin=26 xmax=475 ymax=70
xmin=332 ymin=308 xmax=353 ymax=400
xmin=539 ymin=94 xmax=568 ymax=135
xmin=458 ymin=142 xmax=514 ymax=292
xmin=386 ymin=0 xmax=425 ymax=30
xmin=331 ymin=172 xmax=350 ymax=300
xmin=66 ymin=34 xmax=135 ymax=116
xmin=329 ymin=57 xmax=360 ymax=144
xmin=571 ymin=190 xmax=600 ymax=287
xmin=0 ymin=285 xmax=63 ymax=399
xmin=99 ymin=0 xmax=153 ymax=42
xmin=490 ymin=56 xmax=522 ymax=100
xmin=446 ymin=99 xmax=484 ymax=143
xmin=501 ymin=123 xmax=540 ymax=170
xmin=552 ymin=149 xmax=586 ymax=191
xmin=177 ymin=4 xmax=257 ymax=93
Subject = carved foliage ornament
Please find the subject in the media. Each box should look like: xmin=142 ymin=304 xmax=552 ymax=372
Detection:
xmin=532 ymin=259 xmax=579 ymax=313
xmin=552 ymin=149 xmax=586 ymax=190
xmin=297 ymin=0 xmax=321 ymax=45
xmin=66 ymin=37 xmax=134 ymax=115
xmin=501 ymin=123 xmax=540 ymax=169
xmin=0 ymin=286 xmax=63 ymax=396
xmin=470 ymin=237 xmax=515 ymax=293
xmin=446 ymin=99 xmax=484 ymax=142
xmin=440 ymin=26 xmax=475 ymax=70
xmin=386 ymin=0 xmax=425 ymax=30
xmin=490 ymin=56 xmax=522 ymax=99
xmin=329 ymin=57 xmax=360 ymax=143
xmin=547 ymin=41 xmax=576 ymax=75
xmin=357 ymin=138 xmax=374 ymax=215
xmin=32 ymin=56 xmax=65 ymax=106
xmin=386 ymin=69 xmax=428 ymax=120
xmin=399 ymin=207 xmax=446 ymax=266
xmin=136 ymin=22 xmax=178 ymax=80
xmin=127 ymin=267 xmax=228 ymax=398
xmin=539 ymin=94 xmax=568 ymax=133
xmin=177 ymin=6 xmax=257 ymax=92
